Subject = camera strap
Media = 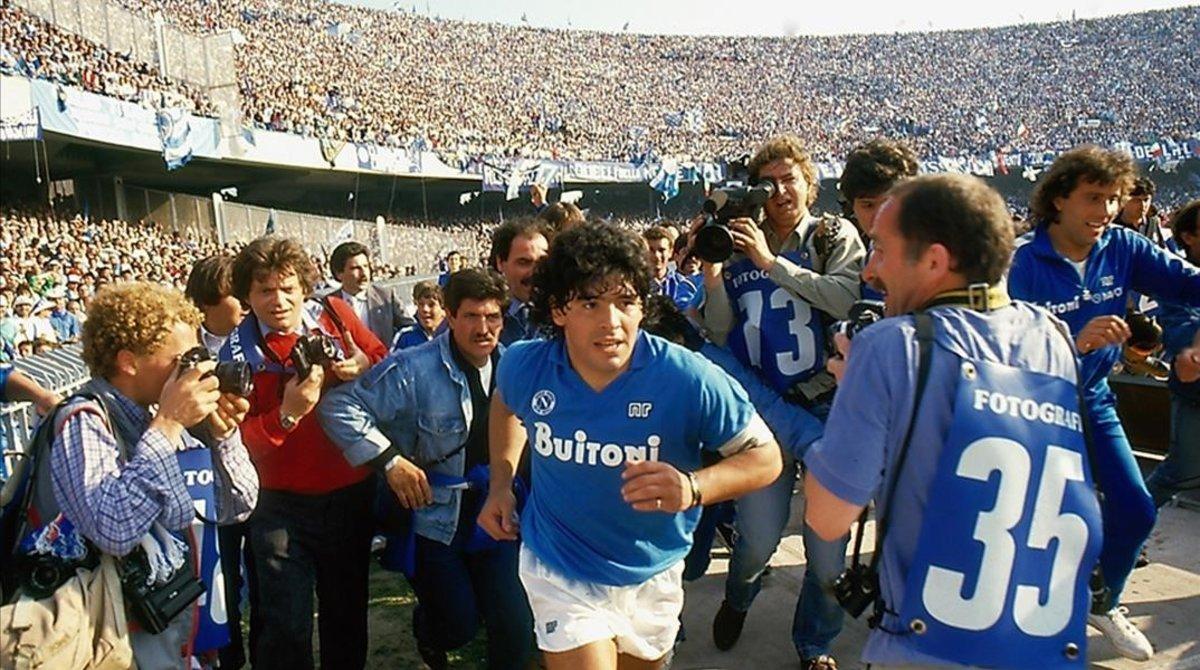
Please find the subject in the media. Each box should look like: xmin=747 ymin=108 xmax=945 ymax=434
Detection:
xmin=853 ymin=309 xmax=935 ymax=629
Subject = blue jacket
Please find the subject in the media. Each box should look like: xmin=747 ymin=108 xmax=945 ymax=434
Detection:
xmin=318 ymin=331 xmax=501 ymax=544
xmin=1009 ymin=224 xmax=1200 ymax=396
xmin=699 ymin=342 xmax=824 ymax=460
xmin=1159 ymin=299 xmax=1200 ymax=403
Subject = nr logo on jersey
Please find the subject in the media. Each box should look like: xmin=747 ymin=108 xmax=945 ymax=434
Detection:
xmin=532 ymin=389 xmax=556 ymax=416
xmin=628 ymin=402 xmax=653 ymax=418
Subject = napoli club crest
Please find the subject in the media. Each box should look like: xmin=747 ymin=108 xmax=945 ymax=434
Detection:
xmin=532 ymin=390 xmax=556 ymax=416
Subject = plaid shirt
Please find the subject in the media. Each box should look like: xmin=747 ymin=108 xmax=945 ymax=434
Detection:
xmin=49 ymin=379 xmax=258 ymax=556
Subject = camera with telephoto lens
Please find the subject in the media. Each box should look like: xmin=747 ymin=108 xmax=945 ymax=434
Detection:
xmin=833 ymin=562 xmax=881 ymax=618
xmin=692 ymin=159 xmax=778 ymax=264
xmin=827 ymin=300 xmax=886 ymax=356
xmin=179 ymin=346 xmax=254 ymax=397
xmin=290 ymin=333 xmax=343 ymax=380
xmin=116 ymin=546 xmax=206 ymax=634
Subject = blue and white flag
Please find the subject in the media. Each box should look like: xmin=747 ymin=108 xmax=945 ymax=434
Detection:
xmin=155 ymin=107 xmax=194 ymax=170
xmin=649 ymin=161 xmax=680 ymax=201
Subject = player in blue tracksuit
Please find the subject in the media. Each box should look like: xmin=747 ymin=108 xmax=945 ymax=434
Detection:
xmin=1008 ymin=147 xmax=1200 ymax=661
xmin=1145 ymin=200 xmax=1200 ymax=508
xmin=807 ymin=174 xmax=1104 ymax=669
xmin=478 ymin=223 xmax=782 ymax=670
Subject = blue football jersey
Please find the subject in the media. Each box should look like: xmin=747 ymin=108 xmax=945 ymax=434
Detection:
xmin=497 ymin=331 xmax=765 ymax=586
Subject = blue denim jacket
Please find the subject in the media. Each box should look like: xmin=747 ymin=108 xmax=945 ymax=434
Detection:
xmin=318 ymin=332 xmax=501 ymax=543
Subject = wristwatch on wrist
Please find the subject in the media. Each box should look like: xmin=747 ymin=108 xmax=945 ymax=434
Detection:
xmin=686 ymin=471 xmax=703 ymax=510
xmin=279 ymin=409 xmax=300 ymax=431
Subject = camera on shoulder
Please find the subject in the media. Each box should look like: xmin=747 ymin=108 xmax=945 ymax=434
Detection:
xmin=693 ymin=158 xmax=777 ymax=264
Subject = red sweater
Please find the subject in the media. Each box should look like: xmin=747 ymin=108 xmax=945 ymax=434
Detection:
xmin=240 ymin=297 xmax=388 ymax=494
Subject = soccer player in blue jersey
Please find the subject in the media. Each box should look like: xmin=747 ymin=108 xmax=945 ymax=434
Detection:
xmin=697 ymin=135 xmax=865 ymax=668
xmin=478 ymin=222 xmax=782 ymax=670
xmin=1009 ymin=146 xmax=1200 ymax=661
xmin=807 ymin=174 xmax=1103 ymax=669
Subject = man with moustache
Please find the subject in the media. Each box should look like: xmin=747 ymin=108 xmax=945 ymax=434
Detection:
xmin=321 ymin=269 xmax=532 ymax=669
xmin=491 ymin=219 xmax=553 ymax=345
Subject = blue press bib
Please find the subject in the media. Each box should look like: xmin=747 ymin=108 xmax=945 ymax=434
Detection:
xmin=177 ymin=448 xmax=229 ymax=653
xmin=723 ymin=244 xmax=828 ymax=394
xmin=897 ymin=357 xmax=1103 ymax=669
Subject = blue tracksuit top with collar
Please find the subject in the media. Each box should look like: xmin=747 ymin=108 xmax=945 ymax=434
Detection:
xmin=1009 ymin=223 xmax=1200 ymax=397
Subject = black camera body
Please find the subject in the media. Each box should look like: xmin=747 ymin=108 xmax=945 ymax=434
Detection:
xmin=693 ymin=180 xmax=777 ymax=263
xmin=14 ymin=550 xmax=99 ymax=599
xmin=116 ymin=546 xmax=206 ymax=634
xmin=179 ymin=346 xmax=254 ymax=397
xmin=827 ymin=300 xmax=886 ymax=356
xmin=1125 ymin=309 xmax=1162 ymax=352
xmin=290 ymin=333 xmax=343 ymax=380
xmin=833 ymin=562 xmax=880 ymax=618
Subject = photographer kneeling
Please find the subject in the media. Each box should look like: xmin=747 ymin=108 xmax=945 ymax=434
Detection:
xmin=42 ymin=282 xmax=258 ymax=665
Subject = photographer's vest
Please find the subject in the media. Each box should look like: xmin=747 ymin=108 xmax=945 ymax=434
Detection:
xmin=29 ymin=379 xmax=229 ymax=655
xmin=877 ymin=295 xmax=1104 ymax=668
xmin=722 ymin=222 xmax=828 ymax=394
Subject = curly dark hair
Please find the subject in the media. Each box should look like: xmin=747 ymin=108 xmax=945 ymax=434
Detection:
xmin=1030 ymin=145 xmax=1136 ymax=224
xmin=839 ymin=139 xmax=920 ymax=202
xmin=529 ymin=222 xmax=653 ymax=338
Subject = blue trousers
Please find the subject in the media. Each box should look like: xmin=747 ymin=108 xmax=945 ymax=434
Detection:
xmin=408 ymin=507 xmax=534 ymax=669
xmin=1146 ymin=395 xmax=1200 ymax=508
xmin=724 ymin=456 xmax=848 ymax=658
xmin=1088 ymin=387 xmax=1158 ymax=606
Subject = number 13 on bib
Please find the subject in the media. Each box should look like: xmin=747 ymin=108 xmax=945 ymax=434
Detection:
xmin=899 ymin=358 xmax=1103 ymax=668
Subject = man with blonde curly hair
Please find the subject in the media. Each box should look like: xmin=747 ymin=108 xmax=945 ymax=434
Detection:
xmin=42 ymin=282 xmax=259 ymax=666
xmin=696 ymin=134 xmax=865 ymax=669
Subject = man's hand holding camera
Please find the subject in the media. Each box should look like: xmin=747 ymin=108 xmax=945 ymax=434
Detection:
xmin=153 ymin=362 xmax=222 ymax=442
xmin=727 ymin=217 xmax=776 ymax=272
xmin=279 ymin=364 xmax=324 ymax=430
xmin=1075 ymin=314 xmax=1131 ymax=354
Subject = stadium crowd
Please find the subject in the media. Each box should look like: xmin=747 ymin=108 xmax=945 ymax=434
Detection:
xmin=0 ymin=4 xmax=214 ymax=115
xmin=4 ymin=1 xmax=1199 ymax=165
xmin=0 ymin=205 xmax=491 ymax=361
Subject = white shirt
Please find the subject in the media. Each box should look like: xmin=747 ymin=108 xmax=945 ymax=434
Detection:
xmin=200 ymin=323 xmax=228 ymax=356
xmin=340 ymin=288 xmax=369 ymax=326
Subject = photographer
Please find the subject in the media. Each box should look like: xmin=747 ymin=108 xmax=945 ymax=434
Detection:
xmin=695 ymin=135 xmax=864 ymax=668
xmin=48 ymin=282 xmax=259 ymax=665
xmin=185 ymin=253 xmax=254 ymax=669
xmin=805 ymin=174 xmax=1098 ymax=668
xmin=219 ymin=236 xmax=388 ymax=669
